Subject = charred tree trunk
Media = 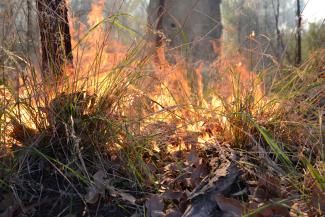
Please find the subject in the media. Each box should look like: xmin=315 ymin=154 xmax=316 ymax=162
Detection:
xmin=295 ymin=0 xmax=302 ymax=65
xmin=36 ymin=0 xmax=73 ymax=78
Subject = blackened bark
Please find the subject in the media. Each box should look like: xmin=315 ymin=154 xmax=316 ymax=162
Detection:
xmin=36 ymin=0 xmax=73 ymax=78
xmin=295 ymin=0 xmax=302 ymax=65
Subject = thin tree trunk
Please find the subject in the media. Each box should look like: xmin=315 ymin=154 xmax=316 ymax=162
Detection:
xmin=295 ymin=0 xmax=302 ymax=65
xmin=36 ymin=0 xmax=73 ymax=78
xmin=272 ymin=0 xmax=284 ymax=61
xmin=26 ymin=0 xmax=32 ymax=54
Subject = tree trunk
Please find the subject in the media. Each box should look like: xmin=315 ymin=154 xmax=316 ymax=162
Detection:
xmin=295 ymin=0 xmax=302 ymax=65
xmin=148 ymin=0 xmax=223 ymax=61
xmin=155 ymin=0 xmax=165 ymax=47
xmin=272 ymin=0 xmax=284 ymax=61
xmin=26 ymin=0 xmax=32 ymax=54
xmin=36 ymin=0 xmax=73 ymax=78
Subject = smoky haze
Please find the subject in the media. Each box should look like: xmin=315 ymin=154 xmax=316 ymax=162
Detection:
xmin=0 ymin=0 xmax=324 ymax=66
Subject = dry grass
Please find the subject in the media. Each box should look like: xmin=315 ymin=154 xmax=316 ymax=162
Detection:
xmin=0 ymin=9 xmax=324 ymax=215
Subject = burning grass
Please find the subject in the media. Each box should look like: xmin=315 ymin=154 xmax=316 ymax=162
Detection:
xmin=0 ymin=7 xmax=325 ymax=216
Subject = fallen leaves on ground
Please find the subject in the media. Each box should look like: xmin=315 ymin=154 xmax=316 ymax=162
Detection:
xmin=85 ymin=170 xmax=136 ymax=205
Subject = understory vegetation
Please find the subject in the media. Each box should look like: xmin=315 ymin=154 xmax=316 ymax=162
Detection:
xmin=0 ymin=1 xmax=325 ymax=217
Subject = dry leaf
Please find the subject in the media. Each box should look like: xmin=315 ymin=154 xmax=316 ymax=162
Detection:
xmin=117 ymin=192 xmax=137 ymax=205
xmin=189 ymin=160 xmax=239 ymax=200
xmin=255 ymin=203 xmax=290 ymax=217
xmin=85 ymin=170 xmax=136 ymax=205
xmin=182 ymin=196 xmax=221 ymax=217
xmin=93 ymin=170 xmax=106 ymax=194
xmin=190 ymin=164 xmax=208 ymax=187
xmin=85 ymin=170 xmax=107 ymax=204
xmin=214 ymin=195 xmax=244 ymax=217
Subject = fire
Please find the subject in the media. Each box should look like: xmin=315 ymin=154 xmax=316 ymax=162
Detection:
xmin=67 ymin=0 xmax=132 ymax=91
xmin=87 ymin=0 xmax=105 ymax=26
xmin=1 ymin=0 xmax=278 ymax=151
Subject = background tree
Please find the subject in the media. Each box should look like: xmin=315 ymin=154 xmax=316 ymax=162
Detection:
xmin=26 ymin=0 xmax=32 ymax=53
xmin=147 ymin=0 xmax=223 ymax=61
xmin=36 ymin=0 xmax=73 ymax=78
xmin=271 ymin=0 xmax=284 ymax=61
xmin=295 ymin=0 xmax=302 ymax=65
xmin=222 ymin=0 xmax=300 ymax=68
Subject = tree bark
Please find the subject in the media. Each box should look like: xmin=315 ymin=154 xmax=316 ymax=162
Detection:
xmin=36 ymin=0 xmax=73 ymax=78
xmin=295 ymin=0 xmax=302 ymax=65
xmin=26 ymin=0 xmax=32 ymax=53
xmin=272 ymin=0 xmax=284 ymax=61
xmin=148 ymin=0 xmax=223 ymax=61
xmin=155 ymin=0 xmax=166 ymax=47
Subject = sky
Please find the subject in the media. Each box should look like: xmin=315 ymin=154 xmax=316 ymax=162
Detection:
xmin=302 ymin=0 xmax=325 ymax=23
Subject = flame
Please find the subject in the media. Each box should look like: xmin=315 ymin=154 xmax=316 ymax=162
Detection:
xmin=1 ymin=0 xmax=279 ymax=151
xmin=88 ymin=0 xmax=105 ymax=26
